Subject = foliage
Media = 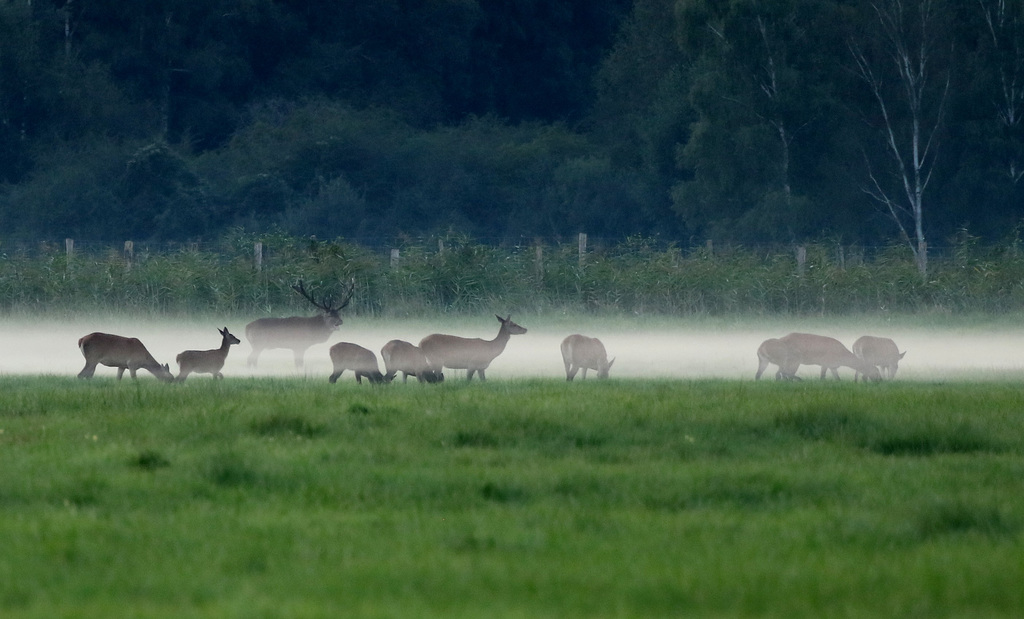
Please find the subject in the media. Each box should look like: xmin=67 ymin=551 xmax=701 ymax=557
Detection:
xmin=2 ymin=1 xmax=1024 ymax=250
xmin=3 ymin=232 xmax=1024 ymax=318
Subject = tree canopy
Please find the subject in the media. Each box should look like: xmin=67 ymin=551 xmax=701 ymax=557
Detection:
xmin=1 ymin=0 xmax=1022 ymax=251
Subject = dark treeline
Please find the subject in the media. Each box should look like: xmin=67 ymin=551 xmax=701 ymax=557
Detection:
xmin=1 ymin=0 xmax=1022 ymax=272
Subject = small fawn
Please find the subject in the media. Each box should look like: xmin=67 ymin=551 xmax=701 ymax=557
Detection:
xmin=175 ymin=327 xmax=241 ymax=381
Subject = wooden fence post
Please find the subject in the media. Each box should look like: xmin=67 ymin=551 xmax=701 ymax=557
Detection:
xmin=535 ymin=243 xmax=544 ymax=281
xmin=254 ymin=241 xmax=263 ymax=272
xmin=796 ymin=245 xmax=807 ymax=277
xmin=124 ymin=240 xmax=134 ymax=270
xmin=391 ymin=248 xmax=400 ymax=268
xmin=438 ymin=239 xmax=445 ymax=253
xmin=65 ymin=238 xmax=74 ymax=261
xmin=578 ymin=233 xmax=587 ymax=266
xmin=706 ymin=239 xmax=714 ymax=256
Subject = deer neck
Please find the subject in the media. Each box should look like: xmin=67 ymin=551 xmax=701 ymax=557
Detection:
xmin=489 ymin=326 xmax=512 ymax=352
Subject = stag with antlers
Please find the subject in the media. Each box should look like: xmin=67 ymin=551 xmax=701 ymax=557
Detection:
xmin=245 ymin=280 xmax=354 ymax=368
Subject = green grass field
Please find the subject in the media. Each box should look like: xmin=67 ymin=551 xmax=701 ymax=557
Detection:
xmin=0 ymin=376 xmax=1022 ymax=617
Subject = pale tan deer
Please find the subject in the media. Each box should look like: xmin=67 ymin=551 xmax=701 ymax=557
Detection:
xmin=381 ymin=339 xmax=444 ymax=383
xmin=560 ymin=334 xmax=615 ymax=381
xmin=245 ymin=280 xmax=354 ymax=368
xmin=77 ymin=332 xmax=175 ymax=382
xmin=328 ymin=342 xmax=386 ymax=384
xmin=755 ymin=332 xmax=881 ymax=382
xmin=175 ymin=327 xmax=241 ymax=381
xmin=852 ymin=335 xmax=905 ymax=380
xmin=418 ymin=315 xmax=527 ymax=381
xmin=755 ymin=337 xmax=797 ymax=380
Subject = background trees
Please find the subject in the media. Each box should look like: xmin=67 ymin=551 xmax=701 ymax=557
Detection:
xmin=0 ymin=0 xmax=1021 ymax=250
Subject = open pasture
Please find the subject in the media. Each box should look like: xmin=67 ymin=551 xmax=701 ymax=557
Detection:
xmin=0 ymin=376 xmax=1022 ymax=617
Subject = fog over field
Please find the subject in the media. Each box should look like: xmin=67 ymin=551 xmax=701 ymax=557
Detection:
xmin=4 ymin=314 xmax=1024 ymax=382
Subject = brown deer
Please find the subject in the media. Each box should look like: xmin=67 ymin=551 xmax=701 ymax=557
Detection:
xmin=418 ymin=315 xmax=527 ymax=381
xmin=852 ymin=335 xmax=905 ymax=380
xmin=175 ymin=327 xmax=241 ymax=381
xmin=77 ymin=332 xmax=175 ymax=382
xmin=381 ymin=339 xmax=444 ymax=383
xmin=560 ymin=334 xmax=615 ymax=381
xmin=328 ymin=342 xmax=386 ymax=384
xmin=245 ymin=280 xmax=354 ymax=368
xmin=755 ymin=332 xmax=881 ymax=382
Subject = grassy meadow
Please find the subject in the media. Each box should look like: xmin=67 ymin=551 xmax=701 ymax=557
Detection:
xmin=0 ymin=376 xmax=1022 ymax=617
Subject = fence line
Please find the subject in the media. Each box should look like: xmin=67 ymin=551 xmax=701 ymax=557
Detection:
xmin=0 ymin=235 xmax=974 ymax=270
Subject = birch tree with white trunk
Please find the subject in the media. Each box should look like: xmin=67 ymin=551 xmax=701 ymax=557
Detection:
xmin=978 ymin=0 xmax=1024 ymax=184
xmin=850 ymin=0 xmax=951 ymax=277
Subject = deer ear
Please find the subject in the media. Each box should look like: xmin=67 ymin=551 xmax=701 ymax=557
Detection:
xmin=496 ymin=314 xmax=504 ymax=322
xmin=608 ymin=358 xmax=616 ymax=369
xmin=899 ymin=351 xmax=907 ymax=359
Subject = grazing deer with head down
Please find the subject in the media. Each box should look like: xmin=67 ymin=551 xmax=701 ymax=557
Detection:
xmin=77 ymin=332 xmax=175 ymax=382
xmin=418 ymin=315 xmax=527 ymax=381
xmin=175 ymin=327 xmax=240 ymax=381
xmin=328 ymin=342 xmax=386 ymax=384
xmin=755 ymin=332 xmax=881 ymax=382
xmin=560 ymin=334 xmax=615 ymax=381
xmin=381 ymin=339 xmax=444 ymax=383
xmin=245 ymin=280 xmax=354 ymax=368
xmin=852 ymin=335 xmax=905 ymax=380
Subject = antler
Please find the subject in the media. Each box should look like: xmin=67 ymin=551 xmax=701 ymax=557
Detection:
xmin=292 ymin=279 xmax=355 ymax=313
xmin=335 ymin=278 xmax=355 ymax=311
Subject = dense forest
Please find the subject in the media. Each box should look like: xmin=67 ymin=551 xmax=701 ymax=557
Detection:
xmin=1 ymin=0 xmax=1023 ymax=271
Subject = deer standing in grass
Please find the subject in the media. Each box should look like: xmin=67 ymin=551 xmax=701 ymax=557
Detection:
xmin=175 ymin=327 xmax=240 ymax=381
xmin=560 ymin=334 xmax=615 ymax=381
xmin=328 ymin=342 xmax=387 ymax=384
xmin=77 ymin=332 xmax=175 ymax=382
xmin=852 ymin=335 xmax=905 ymax=380
xmin=381 ymin=339 xmax=444 ymax=383
xmin=755 ymin=332 xmax=881 ymax=382
xmin=245 ymin=280 xmax=354 ymax=368
xmin=419 ymin=315 xmax=527 ymax=381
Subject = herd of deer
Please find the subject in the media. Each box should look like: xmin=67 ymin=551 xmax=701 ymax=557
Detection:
xmin=75 ymin=281 xmax=613 ymax=384
xmin=755 ymin=332 xmax=906 ymax=382
xmin=74 ymin=280 xmax=903 ymax=384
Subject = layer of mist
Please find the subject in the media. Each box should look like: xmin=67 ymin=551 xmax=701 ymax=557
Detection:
xmin=3 ymin=316 xmax=1023 ymax=382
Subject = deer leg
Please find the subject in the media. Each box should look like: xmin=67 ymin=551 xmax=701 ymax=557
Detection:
xmin=78 ymin=362 xmax=97 ymax=379
xmin=477 ymin=369 xmax=486 ymax=381
xmin=329 ymin=370 xmax=342 ymax=383
xmin=116 ymin=366 xmax=126 ymax=380
xmin=755 ymin=357 xmax=769 ymax=380
xmin=355 ymin=372 xmax=363 ymax=384
xmin=580 ymin=368 xmax=588 ymax=380
xmin=566 ymin=365 xmax=579 ymax=381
